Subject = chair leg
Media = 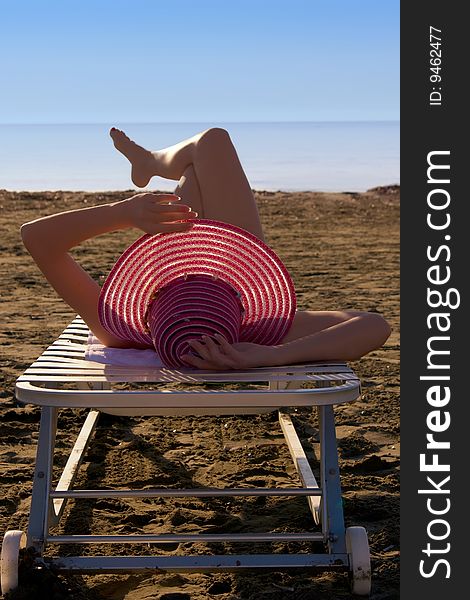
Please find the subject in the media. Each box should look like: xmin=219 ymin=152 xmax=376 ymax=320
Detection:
xmin=318 ymin=405 xmax=347 ymax=554
xmin=278 ymin=410 xmax=322 ymax=525
xmin=50 ymin=409 xmax=101 ymax=527
xmin=26 ymin=406 xmax=58 ymax=553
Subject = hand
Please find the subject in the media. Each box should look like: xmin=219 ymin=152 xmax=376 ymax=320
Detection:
xmin=123 ymin=193 xmax=198 ymax=235
xmin=181 ymin=334 xmax=281 ymax=370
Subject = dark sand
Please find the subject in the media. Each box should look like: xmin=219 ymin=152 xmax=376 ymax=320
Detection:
xmin=0 ymin=187 xmax=399 ymax=599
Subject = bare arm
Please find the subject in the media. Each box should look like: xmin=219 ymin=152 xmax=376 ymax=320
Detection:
xmin=182 ymin=311 xmax=391 ymax=369
xmin=21 ymin=193 xmax=197 ymax=346
xmin=273 ymin=312 xmax=391 ymax=364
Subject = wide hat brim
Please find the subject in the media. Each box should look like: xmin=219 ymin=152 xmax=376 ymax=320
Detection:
xmin=98 ymin=219 xmax=296 ymax=348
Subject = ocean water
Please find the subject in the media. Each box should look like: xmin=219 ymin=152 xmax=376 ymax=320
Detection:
xmin=0 ymin=121 xmax=399 ymax=192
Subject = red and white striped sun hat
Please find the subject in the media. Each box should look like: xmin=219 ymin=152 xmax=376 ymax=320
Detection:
xmin=98 ymin=219 xmax=296 ymax=368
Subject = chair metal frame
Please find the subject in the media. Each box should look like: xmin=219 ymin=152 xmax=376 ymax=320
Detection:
xmin=2 ymin=317 xmax=372 ymax=595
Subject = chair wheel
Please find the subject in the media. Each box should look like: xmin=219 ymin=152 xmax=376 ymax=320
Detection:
xmin=1 ymin=530 xmax=26 ymax=595
xmin=346 ymin=526 xmax=371 ymax=596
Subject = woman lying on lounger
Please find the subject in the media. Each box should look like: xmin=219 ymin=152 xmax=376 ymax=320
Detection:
xmin=21 ymin=127 xmax=391 ymax=370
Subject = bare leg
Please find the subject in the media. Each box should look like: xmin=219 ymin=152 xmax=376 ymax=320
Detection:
xmin=174 ymin=164 xmax=205 ymax=218
xmin=110 ymin=127 xmax=264 ymax=240
xmin=110 ymin=127 xmax=200 ymax=184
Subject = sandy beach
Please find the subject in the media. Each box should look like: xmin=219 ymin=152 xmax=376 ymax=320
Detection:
xmin=0 ymin=187 xmax=399 ymax=599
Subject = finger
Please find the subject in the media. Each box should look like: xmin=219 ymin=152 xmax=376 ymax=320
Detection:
xmin=200 ymin=336 xmax=225 ymax=360
xmin=153 ymin=211 xmax=198 ymax=223
xmin=201 ymin=335 xmax=219 ymax=354
xmin=140 ymin=193 xmax=180 ymax=204
xmin=213 ymin=334 xmax=240 ymax=358
xmin=188 ymin=339 xmax=211 ymax=360
xmin=200 ymin=337 xmax=238 ymax=368
xmin=153 ymin=221 xmax=195 ymax=234
xmin=180 ymin=353 xmax=207 ymax=368
xmin=181 ymin=353 xmax=224 ymax=371
xmin=150 ymin=203 xmax=192 ymax=213
xmin=151 ymin=193 xmax=181 ymax=203
xmin=188 ymin=339 xmax=234 ymax=369
xmin=203 ymin=336 xmax=232 ymax=362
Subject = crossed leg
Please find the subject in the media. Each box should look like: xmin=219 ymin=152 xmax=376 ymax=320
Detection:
xmin=110 ymin=127 xmax=264 ymax=241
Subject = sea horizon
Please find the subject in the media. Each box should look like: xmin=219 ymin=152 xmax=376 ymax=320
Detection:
xmin=0 ymin=119 xmax=399 ymax=124
xmin=0 ymin=121 xmax=399 ymax=193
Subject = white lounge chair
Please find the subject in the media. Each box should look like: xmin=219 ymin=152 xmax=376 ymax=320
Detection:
xmin=1 ymin=316 xmax=371 ymax=596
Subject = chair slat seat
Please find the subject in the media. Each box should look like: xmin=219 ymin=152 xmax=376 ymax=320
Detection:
xmin=16 ymin=317 xmax=360 ymax=411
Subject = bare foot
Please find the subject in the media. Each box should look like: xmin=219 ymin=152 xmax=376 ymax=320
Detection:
xmin=110 ymin=128 xmax=158 ymax=188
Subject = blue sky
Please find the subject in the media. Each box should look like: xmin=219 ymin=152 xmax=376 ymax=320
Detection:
xmin=1 ymin=0 xmax=399 ymax=123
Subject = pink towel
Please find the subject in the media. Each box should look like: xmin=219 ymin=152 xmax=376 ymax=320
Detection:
xmin=85 ymin=334 xmax=164 ymax=367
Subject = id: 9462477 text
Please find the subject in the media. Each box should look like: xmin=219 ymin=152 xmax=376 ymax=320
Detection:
xmin=429 ymin=26 xmax=442 ymax=107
